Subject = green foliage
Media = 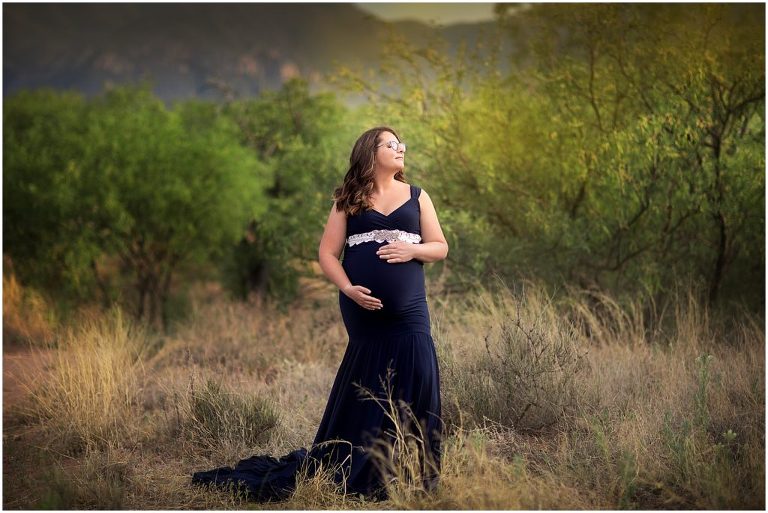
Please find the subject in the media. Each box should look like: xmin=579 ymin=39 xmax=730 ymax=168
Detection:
xmin=332 ymin=3 xmax=764 ymax=313
xmin=4 ymin=78 xmax=356 ymax=319
xmin=5 ymin=84 xmax=263 ymax=326
xmin=3 ymin=88 xmax=94 ymax=298
xmin=520 ymin=3 xmax=764 ymax=308
xmin=219 ymin=78 xmax=353 ymax=304
xmin=4 ymin=4 xmax=763 ymax=320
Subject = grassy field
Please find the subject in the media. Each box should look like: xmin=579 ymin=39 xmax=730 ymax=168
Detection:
xmin=3 ymin=272 xmax=764 ymax=509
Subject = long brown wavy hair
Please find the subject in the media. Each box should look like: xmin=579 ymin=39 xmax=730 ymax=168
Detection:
xmin=332 ymin=126 xmax=408 ymax=216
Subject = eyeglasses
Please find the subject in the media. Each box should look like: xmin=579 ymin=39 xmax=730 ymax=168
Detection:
xmin=376 ymin=140 xmax=406 ymax=153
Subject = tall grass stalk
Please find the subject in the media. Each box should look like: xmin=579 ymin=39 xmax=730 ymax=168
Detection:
xmin=355 ymin=366 xmax=441 ymax=507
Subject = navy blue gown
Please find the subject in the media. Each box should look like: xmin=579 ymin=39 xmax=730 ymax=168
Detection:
xmin=191 ymin=183 xmax=443 ymax=502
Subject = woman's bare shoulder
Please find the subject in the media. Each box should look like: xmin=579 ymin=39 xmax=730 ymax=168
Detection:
xmin=415 ymin=185 xmax=432 ymax=200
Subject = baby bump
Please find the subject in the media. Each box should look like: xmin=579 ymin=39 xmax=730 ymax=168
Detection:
xmin=342 ymin=243 xmax=426 ymax=313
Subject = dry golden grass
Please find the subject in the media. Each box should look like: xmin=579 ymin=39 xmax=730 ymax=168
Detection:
xmin=2 ymin=270 xmax=57 ymax=348
xmin=10 ymin=306 xmax=152 ymax=455
xmin=3 ymin=274 xmax=764 ymax=509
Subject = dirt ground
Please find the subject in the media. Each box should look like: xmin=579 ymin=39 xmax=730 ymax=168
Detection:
xmin=3 ymin=346 xmax=57 ymax=508
xmin=3 ymin=346 xmax=54 ymax=409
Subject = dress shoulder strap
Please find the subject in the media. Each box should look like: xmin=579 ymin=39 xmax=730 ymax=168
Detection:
xmin=410 ymin=184 xmax=422 ymax=199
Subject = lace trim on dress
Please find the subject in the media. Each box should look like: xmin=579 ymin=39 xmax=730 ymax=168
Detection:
xmin=346 ymin=229 xmax=422 ymax=247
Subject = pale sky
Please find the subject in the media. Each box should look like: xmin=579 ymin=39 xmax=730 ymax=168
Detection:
xmin=355 ymin=2 xmax=498 ymax=25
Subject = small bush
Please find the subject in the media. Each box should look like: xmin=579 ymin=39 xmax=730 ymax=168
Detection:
xmin=181 ymin=377 xmax=280 ymax=456
xmin=36 ymin=445 xmax=130 ymax=509
xmin=440 ymin=281 xmax=588 ymax=432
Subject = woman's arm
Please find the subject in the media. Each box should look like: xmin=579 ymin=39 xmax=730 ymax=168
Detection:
xmin=318 ymin=203 xmax=354 ymax=292
xmin=319 ymin=202 xmax=384 ymax=310
xmin=414 ymin=189 xmax=448 ymax=263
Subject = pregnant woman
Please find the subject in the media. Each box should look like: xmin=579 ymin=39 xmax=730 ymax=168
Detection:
xmin=191 ymin=126 xmax=448 ymax=502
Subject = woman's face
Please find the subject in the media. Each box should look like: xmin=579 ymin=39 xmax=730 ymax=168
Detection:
xmin=375 ymin=131 xmax=405 ymax=172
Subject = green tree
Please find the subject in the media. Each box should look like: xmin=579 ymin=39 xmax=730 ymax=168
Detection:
xmin=520 ymin=3 xmax=764 ymax=307
xmin=4 ymin=89 xmax=94 ymax=300
xmin=5 ymin=84 xmax=264 ymax=329
xmin=220 ymin=78 xmax=353 ymax=303
xmin=85 ymin=85 xmax=263 ymax=328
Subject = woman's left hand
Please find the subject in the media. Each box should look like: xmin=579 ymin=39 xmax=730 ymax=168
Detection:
xmin=377 ymin=242 xmax=417 ymax=263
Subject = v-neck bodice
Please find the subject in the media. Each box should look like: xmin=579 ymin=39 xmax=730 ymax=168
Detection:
xmin=346 ymin=184 xmax=422 ymax=238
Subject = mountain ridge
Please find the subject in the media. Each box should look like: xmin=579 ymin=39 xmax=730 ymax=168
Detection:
xmin=3 ymin=3 xmax=507 ymax=102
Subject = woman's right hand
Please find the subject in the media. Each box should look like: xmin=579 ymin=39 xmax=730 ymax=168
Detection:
xmin=342 ymin=284 xmax=383 ymax=310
